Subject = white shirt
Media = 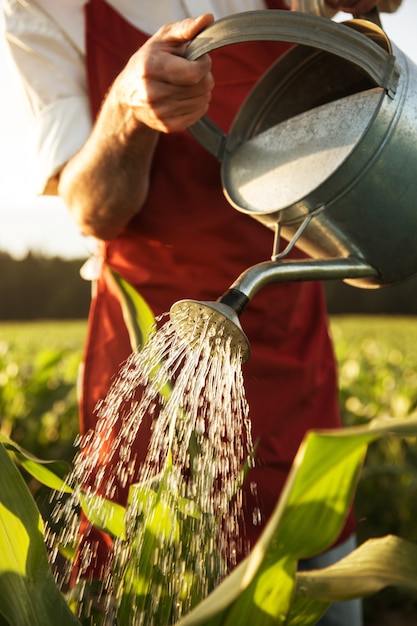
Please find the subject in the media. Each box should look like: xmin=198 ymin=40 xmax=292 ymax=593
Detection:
xmin=3 ymin=0 xmax=275 ymax=192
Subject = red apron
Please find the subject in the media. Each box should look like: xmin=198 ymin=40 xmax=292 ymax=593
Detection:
xmin=79 ymin=0 xmax=355 ymax=579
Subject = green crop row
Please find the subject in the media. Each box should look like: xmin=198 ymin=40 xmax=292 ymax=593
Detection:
xmin=0 ymin=321 xmax=86 ymax=463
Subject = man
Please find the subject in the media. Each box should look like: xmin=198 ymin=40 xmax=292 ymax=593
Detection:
xmin=3 ymin=0 xmax=401 ymax=623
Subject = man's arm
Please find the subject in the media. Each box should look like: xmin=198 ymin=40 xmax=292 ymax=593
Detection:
xmin=58 ymin=13 xmax=215 ymax=241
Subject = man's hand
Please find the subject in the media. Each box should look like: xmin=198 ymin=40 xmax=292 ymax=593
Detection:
xmin=113 ymin=13 xmax=215 ymax=134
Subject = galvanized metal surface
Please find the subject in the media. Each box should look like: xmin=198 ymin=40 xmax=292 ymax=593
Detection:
xmin=291 ymin=0 xmax=328 ymax=16
xmin=225 ymin=90 xmax=381 ymax=213
xmin=186 ymin=12 xmax=417 ymax=288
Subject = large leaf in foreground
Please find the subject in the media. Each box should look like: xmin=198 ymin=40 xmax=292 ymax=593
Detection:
xmin=177 ymin=417 xmax=417 ymax=626
xmin=0 ymin=443 xmax=80 ymax=626
xmin=289 ymin=534 xmax=417 ymax=625
xmin=297 ymin=533 xmax=417 ymax=601
xmin=1 ymin=433 xmax=128 ymax=542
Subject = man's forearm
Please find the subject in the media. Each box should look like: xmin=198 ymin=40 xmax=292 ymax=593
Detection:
xmin=58 ymin=85 xmax=159 ymax=241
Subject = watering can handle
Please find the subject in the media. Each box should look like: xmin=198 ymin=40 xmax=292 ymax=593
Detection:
xmin=353 ymin=7 xmax=381 ymax=26
xmin=185 ymin=10 xmax=400 ymax=159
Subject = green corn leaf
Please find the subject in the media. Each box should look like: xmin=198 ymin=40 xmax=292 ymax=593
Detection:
xmin=79 ymin=491 xmax=127 ymax=540
xmin=295 ymin=533 xmax=417 ymax=600
xmin=288 ymin=534 xmax=417 ymax=625
xmin=0 ymin=443 xmax=81 ymax=626
xmin=0 ymin=433 xmax=72 ymax=494
xmin=107 ymin=267 xmax=156 ymax=353
xmin=177 ymin=417 xmax=417 ymax=626
xmin=1 ymin=430 xmax=131 ymax=543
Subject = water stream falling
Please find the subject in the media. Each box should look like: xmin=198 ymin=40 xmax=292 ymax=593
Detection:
xmin=48 ymin=311 xmax=257 ymax=625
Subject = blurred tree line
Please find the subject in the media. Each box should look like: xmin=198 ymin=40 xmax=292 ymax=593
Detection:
xmin=0 ymin=251 xmax=91 ymax=320
xmin=1 ymin=249 xmax=417 ymax=319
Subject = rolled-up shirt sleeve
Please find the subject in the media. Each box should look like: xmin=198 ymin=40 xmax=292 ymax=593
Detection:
xmin=3 ymin=0 xmax=92 ymax=194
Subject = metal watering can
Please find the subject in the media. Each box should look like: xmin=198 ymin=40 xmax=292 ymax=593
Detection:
xmin=170 ymin=10 xmax=417 ymax=361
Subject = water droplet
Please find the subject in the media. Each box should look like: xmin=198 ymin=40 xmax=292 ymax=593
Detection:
xmin=252 ymin=507 xmax=262 ymax=526
xmin=196 ymin=417 xmax=205 ymax=435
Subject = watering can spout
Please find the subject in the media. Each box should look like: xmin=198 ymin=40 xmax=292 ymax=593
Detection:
xmin=169 ymin=257 xmax=378 ymax=363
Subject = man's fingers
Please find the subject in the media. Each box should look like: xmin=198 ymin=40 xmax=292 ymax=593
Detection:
xmin=159 ymin=13 xmax=215 ymax=47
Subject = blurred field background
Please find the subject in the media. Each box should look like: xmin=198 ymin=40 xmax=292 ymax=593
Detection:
xmin=331 ymin=317 xmax=417 ymax=624
xmin=1 ymin=315 xmax=417 ymax=624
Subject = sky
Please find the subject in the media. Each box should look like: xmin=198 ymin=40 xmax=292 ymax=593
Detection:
xmin=0 ymin=2 xmax=417 ymax=259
